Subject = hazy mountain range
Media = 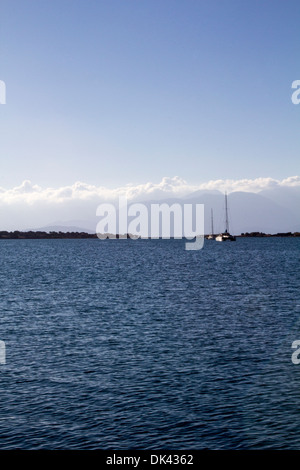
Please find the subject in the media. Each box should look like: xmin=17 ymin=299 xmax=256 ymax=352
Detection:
xmin=29 ymin=186 xmax=300 ymax=235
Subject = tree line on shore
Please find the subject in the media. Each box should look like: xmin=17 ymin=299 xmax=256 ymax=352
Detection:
xmin=0 ymin=230 xmax=299 ymax=239
xmin=239 ymin=232 xmax=300 ymax=237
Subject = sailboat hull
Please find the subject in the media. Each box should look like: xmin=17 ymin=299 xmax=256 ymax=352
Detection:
xmin=215 ymin=233 xmax=236 ymax=242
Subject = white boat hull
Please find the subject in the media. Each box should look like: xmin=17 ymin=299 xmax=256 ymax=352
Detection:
xmin=216 ymin=233 xmax=236 ymax=242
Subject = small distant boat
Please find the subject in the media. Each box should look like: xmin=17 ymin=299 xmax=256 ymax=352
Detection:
xmin=206 ymin=209 xmax=216 ymax=239
xmin=215 ymin=192 xmax=236 ymax=242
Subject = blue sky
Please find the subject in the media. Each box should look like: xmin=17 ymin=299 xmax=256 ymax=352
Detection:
xmin=1 ymin=0 xmax=300 ymax=189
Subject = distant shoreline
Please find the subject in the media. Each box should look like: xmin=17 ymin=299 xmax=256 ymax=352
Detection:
xmin=0 ymin=230 xmax=299 ymax=239
xmin=239 ymin=231 xmax=300 ymax=237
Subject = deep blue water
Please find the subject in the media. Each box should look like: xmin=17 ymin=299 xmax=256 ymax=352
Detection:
xmin=0 ymin=237 xmax=299 ymax=449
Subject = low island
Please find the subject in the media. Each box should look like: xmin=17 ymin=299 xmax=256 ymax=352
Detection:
xmin=0 ymin=230 xmax=299 ymax=239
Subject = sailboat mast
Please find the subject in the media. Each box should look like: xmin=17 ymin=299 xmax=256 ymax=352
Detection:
xmin=225 ymin=192 xmax=229 ymax=233
xmin=211 ymin=209 xmax=214 ymax=235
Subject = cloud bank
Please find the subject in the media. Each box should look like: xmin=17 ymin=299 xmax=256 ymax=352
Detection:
xmin=0 ymin=175 xmax=299 ymax=205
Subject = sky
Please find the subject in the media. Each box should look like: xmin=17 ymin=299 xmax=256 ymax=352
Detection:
xmin=0 ymin=0 xmax=300 ymax=232
xmin=1 ymin=0 xmax=300 ymax=189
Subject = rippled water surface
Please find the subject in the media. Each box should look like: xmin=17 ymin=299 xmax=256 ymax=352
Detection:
xmin=0 ymin=237 xmax=299 ymax=449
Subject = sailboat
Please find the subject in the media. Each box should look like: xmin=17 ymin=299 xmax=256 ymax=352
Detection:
xmin=215 ymin=192 xmax=236 ymax=242
xmin=206 ymin=209 xmax=215 ymax=239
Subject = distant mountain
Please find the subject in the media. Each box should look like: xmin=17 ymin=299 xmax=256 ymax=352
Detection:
xmin=128 ymin=189 xmax=300 ymax=235
xmin=27 ymin=224 xmax=95 ymax=234
xmin=183 ymin=189 xmax=223 ymax=199
xmin=259 ymin=186 xmax=300 ymax=218
xmin=26 ymin=186 xmax=300 ymax=236
xmin=227 ymin=191 xmax=299 ymax=234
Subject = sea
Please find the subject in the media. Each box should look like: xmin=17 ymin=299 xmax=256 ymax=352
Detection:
xmin=0 ymin=237 xmax=299 ymax=449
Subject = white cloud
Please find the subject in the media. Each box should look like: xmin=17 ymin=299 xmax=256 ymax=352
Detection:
xmin=195 ymin=176 xmax=300 ymax=193
xmin=0 ymin=175 xmax=299 ymax=206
